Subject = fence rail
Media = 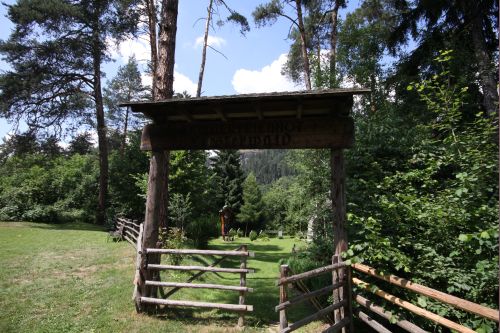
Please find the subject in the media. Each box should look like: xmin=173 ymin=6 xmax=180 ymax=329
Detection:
xmin=352 ymin=262 xmax=499 ymax=333
xmin=115 ymin=217 xmax=141 ymax=248
xmin=136 ymin=243 xmax=253 ymax=327
xmin=276 ymin=256 xmax=352 ymax=333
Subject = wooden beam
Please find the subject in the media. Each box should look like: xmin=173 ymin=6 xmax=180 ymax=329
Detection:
xmin=276 ymin=262 xmax=347 ymax=286
xmin=276 ymin=282 xmax=343 ymax=311
xmin=355 ymin=310 xmax=392 ymax=333
xmin=355 ymin=294 xmax=429 ymax=333
xmin=145 ymin=248 xmax=254 ymax=257
xmin=140 ymin=117 xmax=354 ymax=150
xmin=214 ymin=107 xmax=227 ymax=121
xmin=147 ymin=264 xmax=254 ymax=274
xmin=140 ymin=297 xmax=253 ymax=312
xmin=281 ymin=300 xmax=347 ymax=333
xmin=144 ymin=281 xmax=253 ymax=292
xmin=353 ymin=278 xmax=476 ymax=333
xmin=352 ymin=263 xmax=499 ymax=322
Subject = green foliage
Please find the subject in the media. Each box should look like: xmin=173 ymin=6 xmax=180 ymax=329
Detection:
xmin=249 ymin=230 xmax=258 ymax=241
xmin=211 ymin=149 xmax=244 ymax=215
xmin=238 ymin=172 xmax=265 ymax=234
xmin=169 ymin=192 xmax=193 ymax=232
xmin=185 ymin=214 xmax=219 ymax=249
xmin=159 ymin=227 xmax=187 ymax=265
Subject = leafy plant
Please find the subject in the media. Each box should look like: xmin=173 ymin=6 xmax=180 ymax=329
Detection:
xmin=249 ymin=230 xmax=258 ymax=241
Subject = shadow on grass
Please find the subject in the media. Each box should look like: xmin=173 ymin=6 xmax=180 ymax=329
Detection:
xmin=7 ymin=221 xmax=107 ymax=232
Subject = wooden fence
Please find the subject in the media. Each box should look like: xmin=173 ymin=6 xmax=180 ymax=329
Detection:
xmin=351 ymin=262 xmax=500 ymax=333
xmin=135 ymin=243 xmax=255 ymax=327
xmin=115 ymin=217 xmax=141 ymax=248
xmin=276 ymin=255 xmax=353 ymax=333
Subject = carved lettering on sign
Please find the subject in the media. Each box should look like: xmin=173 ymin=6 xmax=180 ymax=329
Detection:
xmin=141 ymin=117 xmax=354 ymax=150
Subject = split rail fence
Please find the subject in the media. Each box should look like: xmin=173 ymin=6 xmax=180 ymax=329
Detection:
xmin=276 ymin=255 xmax=353 ymax=333
xmin=351 ymin=262 xmax=499 ymax=333
xmin=114 ymin=217 xmax=141 ymax=248
xmin=133 ymin=232 xmax=255 ymax=327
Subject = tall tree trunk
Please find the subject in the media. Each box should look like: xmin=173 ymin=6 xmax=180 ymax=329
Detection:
xmin=146 ymin=0 xmax=158 ymax=99
xmin=92 ymin=16 xmax=108 ymax=226
xmin=295 ymin=0 xmax=312 ymax=90
xmin=197 ymin=0 xmax=214 ymax=98
xmin=329 ymin=1 xmax=341 ymax=88
xmin=120 ymin=105 xmax=129 ymax=155
xmin=460 ymin=0 xmax=498 ymax=118
xmin=155 ymin=0 xmax=178 ymax=100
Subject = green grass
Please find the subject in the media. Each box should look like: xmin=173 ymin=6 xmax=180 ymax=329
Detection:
xmin=0 ymin=222 xmax=327 ymax=332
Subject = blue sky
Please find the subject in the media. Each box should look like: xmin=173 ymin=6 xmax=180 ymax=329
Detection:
xmin=0 ymin=0 xmax=360 ymax=140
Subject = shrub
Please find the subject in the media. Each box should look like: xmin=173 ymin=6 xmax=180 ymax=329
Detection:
xmin=228 ymin=228 xmax=237 ymax=241
xmin=160 ymin=227 xmax=187 ymax=265
xmin=258 ymin=230 xmax=270 ymax=241
xmin=185 ymin=214 xmax=219 ymax=249
xmin=249 ymin=230 xmax=258 ymax=241
xmin=236 ymin=228 xmax=243 ymax=238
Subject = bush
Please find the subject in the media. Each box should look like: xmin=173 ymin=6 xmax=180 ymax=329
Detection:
xmin=236 ymin=228 xmax=243 ymax=238
xmin=258 ymin=230 xmax=270 ymax=241
xmin=228 ymin=228 xmax=237 ymax=241
xmin=185 ymin=214 xmax=219 ymax=249
xmin=249 ymin=230 xmax=258 ymax=241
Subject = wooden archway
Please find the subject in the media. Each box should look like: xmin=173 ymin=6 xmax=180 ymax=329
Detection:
xmin=124 ymin=88 xmax=369 ymax=309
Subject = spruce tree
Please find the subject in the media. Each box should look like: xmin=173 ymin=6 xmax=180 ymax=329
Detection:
xmin=211 ymin=150 xmax=244 ymax=216
xmin=238 ymin=172 xmax=264 ymax=235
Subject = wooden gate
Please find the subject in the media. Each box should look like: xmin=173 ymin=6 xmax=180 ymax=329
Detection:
xmin=133 ymin=225 xmax=254 ymax=326
xmin=276 ymin=255 xmax=353 ymax=333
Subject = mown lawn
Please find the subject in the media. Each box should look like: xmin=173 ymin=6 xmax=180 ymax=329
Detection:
xmin=0 ymin=222 xmax=326 ymax=332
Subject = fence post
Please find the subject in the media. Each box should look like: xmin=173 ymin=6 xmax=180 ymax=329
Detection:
xmin=238 ymin=245 xmax=248 ymax=327
xmin=279 ymin=264 xmax=289 ymax=331
xmin=332 ymin=255 xmax=346 ymax=333
xmin=345 ymin=265 xmax=354 ymax=332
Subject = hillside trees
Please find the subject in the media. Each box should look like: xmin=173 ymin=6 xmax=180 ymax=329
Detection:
xmin=211 ymin=150 xmax=244 ymax=216
xmin=0 ymin=0 xmax=141 ymax=224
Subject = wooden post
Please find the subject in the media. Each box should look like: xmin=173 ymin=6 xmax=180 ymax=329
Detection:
xmin=279 ymin=265 xmax=289 ymax=331
xmin=331 ymin=148 xmax=348 ymax=330
xmin=141 ymin=149 xmax=169 ymax=312
xmin=332 ymin=255 xmax=345 ymax=332
xmin=345 ymin=265 xmax=354 ymax=333
xmin=238 ymin=245 xmax=248 ymax=327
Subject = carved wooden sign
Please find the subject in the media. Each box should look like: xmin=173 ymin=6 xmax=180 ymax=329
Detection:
xmin=140 ymin=117 xmax=354 ymax=151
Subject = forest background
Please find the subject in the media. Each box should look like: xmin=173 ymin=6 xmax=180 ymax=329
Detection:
xmin=0 ymin=1 xmax=498 ymax=332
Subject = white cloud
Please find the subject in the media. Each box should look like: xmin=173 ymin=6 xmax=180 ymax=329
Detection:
xmin=108 ymin=37 xmax=150 ymax=62
xmin=232 ymin=54 xmax=303 ymax=94
xmin=141 ymin=72 xmax=197 ymax=97
xmin=194 ymin=35 xmax=226 ymax=49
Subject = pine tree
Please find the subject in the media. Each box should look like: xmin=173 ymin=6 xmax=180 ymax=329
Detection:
xmin=238 ymin=172 xmax=264 ymax=235
xmin=104 ymin=56 xmax=148 ymax=154
xmin=211 ymin=150 xmax=244 ymax=216
xmin=0 ymin=0 xmax=141 ymax=224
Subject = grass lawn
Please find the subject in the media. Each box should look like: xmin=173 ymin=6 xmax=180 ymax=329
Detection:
xmin=0 ymin=222 xmax=328 ymax=332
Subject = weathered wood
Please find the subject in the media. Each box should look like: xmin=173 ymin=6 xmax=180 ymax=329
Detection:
xmin=140 ymin=117 xmax=354 ymax=151
xmin=276 ymin=282 xmax=343 ymax=311
xmin=331 ymin=149 xmax=347 ymax=256
xmin=144 ymin=280 xmax=253 ymax=292
xmin=141 ymin=150 xmax=169 ymax=309
xmin=352 ymin=262 xmax=499 ymax=322
xmin=279 ymin=265 xmax=289 ymax=331
xmin=162 ymin=245 xmax=243 ymax=299
xmin=281 ymin=300 xmax=347 ymax=333
xmin=355 ymin=294 xmax=429 ymax=333
xmin=353 ymin=277 xmax=476 ymax=333
xmin=332 ymin=255 xmax=345 ymax=332
xmin=140 ymin=297 xmax=253 ymax=312
xmin=147 ymin=264 xmax=253 ymax=274
xmin=145 ymin=248 xmax=254 ymax=257
xmin=345 ymin=266 xmax=354 ymax=333
xmin=238 ymin=244 xmax=247 ymax=327
xmin=356 ymin=310 xmax=392 ymax=333
xmin=132 ymin=224 xmax=144 ymax=311
xmin=291 ymin=276 xmax=336 ymax=325
xmin=322 ymin=317 xmax=351 ymax=333
xmin=123 ymin=234 xmax=137 ymax=248
xmin=276 ymin=262 xmax=346 ymax=286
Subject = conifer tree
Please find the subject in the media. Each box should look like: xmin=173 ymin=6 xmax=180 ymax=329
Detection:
xmin=238 ymin=172 xmax=264 ymax=235
xmin=0 ymin=0 xmax=140 ymax=224
xmin=211 ymin=150 xmax=244 ymax=216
